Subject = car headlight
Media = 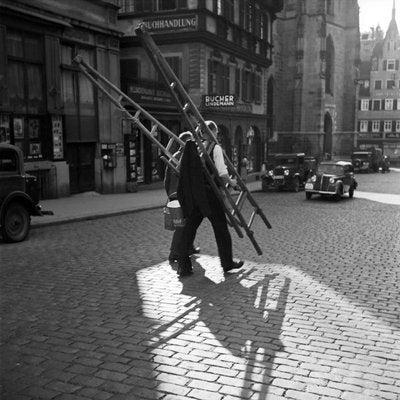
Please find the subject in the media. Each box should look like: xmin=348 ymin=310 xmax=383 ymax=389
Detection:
xmin=268 ymin=170 xmax=273 ymax=176
xmin=311 ymin=175 xmax=316 ymax=182
xmin=329 ymin=177 xmax=335 ymax=184
xmin=284 ymin=169 xmax=289 ymax=176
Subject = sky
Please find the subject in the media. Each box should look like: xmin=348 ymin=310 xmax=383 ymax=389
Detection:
xmin=358 ymin=0 xmax=397 ymax=33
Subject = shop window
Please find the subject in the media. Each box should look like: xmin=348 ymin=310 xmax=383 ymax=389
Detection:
xmin=0 ymin=114 xmax=11 ymax=143
xmin=10 ymin=116 xmax=44 ymax=160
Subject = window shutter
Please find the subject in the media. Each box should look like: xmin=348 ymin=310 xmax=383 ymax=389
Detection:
xmin=394 ymin=99 xmax=398 ymax=109
xmin=396 ymin=60 xmax=399 ymax=70
xmin=358 ymin=100 xmax=361 ymax=110
xmin=380 ymin=120 xmax=384 ymax=131
xmin=382 ymin=99 xmax=385 ymax=110
xmin=383 ymin=60 xmax=387 ymax=70
xmin=369 ymin=100 xmax=372 ymax=110
xmin=368 ymin=121 xmax=372 ymax=131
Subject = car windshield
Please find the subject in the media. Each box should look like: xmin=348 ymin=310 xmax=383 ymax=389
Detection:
xmin=352 ymin=153 xmax=370 ymax=159
xmin=317 ymin=164 xmax=345 ymax=175
xmin=275 ymin=157 xmax=297 ymax=165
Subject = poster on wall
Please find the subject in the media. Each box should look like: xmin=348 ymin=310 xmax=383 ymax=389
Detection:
xmin=28 ymin=119 xmax=40 ymax=138
xmin=13 ymin=117 xmax=24 ymax=139
xmin=52 ymin=115 xmax=64 ymax=160
xmin=0 ymin=114 xmax=10 ymax=143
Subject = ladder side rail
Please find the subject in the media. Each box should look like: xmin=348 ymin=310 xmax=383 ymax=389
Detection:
xmin=221 ymin=148 xmax=272 ymax=229
xmin=74 ymin=55 xmax=186 ymax=150
xmin=74 ymin=57 xmax=187 ymax=167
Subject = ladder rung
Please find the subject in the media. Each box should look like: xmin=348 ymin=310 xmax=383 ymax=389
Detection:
xmin=170 ymin=81 xmax=176 ymax=89
xmin=183 ymin=103 xmax=190 ymax=112
xmin=150 ymin=125 xmax=158 ymax=136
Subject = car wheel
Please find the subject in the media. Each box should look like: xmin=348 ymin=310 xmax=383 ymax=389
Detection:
xmin=349 ymin=186 xmax=354 ymax=198
xmin=261 ymin=180 xmax=268 ymax=192
xmin=334 ymin=186 xmax=342 ymax=202
xmin=306 ymin=192 xmax=312 ymax=200
xmin=1 ymin=203 xmax=31 ymax=243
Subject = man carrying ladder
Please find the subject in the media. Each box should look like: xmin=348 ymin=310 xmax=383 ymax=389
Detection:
xmin=176 ymin=121 xmax=244 ymax=277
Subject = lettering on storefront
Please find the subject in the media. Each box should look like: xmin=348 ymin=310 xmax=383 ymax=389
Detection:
xmin=127 ymin=84 xmax=173 ymax=105
xmin=203 ymin=95 xmax=235 ymax=107
xmin=142 ymin=15 xmax=198 ymax=32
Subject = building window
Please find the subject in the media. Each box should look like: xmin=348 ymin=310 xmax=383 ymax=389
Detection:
xmin=165 ymin=56 xmax=182 ymax=81
xmin=387 ymin=80 xmax=396 ymax=89
xmin=326 ymin=0 xmax=334 ymax=15
xmin=121 ymin=59 xmax=139 ymax=80
xmin=325 ymin=36 xmax=334 ymax=95
xmin=6 ymin=30 xmax=46 ymax=158
xmin=384 ymin=120 xmax=392 ymax=132
xmin=385 ymin=99 xmax=394 ymax=110
xmin=61 ymin=44 xmax=96 ymax=141
xmin=254 ymin=73 xmax=261 ymax=103
xmin=373 ymin=100 xmax=381 ymax=110
xmin=208 ymin=60 xmax=218 ymax=93
xmin=396 ymin=120 xmax=400 ymax=132
xmin=374 ymin=80 xmax=382 ymax=89
xmin=360 ymin=120 xmax=368 ymax=132
xmin=386 ymin=59 xmax=396 ymax=71
xmin=360 ymin=99 xmax=369 ymax=110
xmin=372 ymin=120 xmax=380 ymax=132
xmin=235 ymin=68 xmax=241 ymax=100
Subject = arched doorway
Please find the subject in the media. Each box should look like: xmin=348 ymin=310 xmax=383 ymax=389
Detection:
xmin=323 ymin=112 xmax=333 ymax=157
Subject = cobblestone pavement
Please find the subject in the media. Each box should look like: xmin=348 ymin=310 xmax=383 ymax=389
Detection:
xmin=1 ymin=172 xmax=399 ymax=399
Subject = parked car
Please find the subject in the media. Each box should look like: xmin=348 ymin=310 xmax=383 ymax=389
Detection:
xmin=351 ymin=148 xmax=382 ymax=173
xmin=379 ymin=155 xmax=391 ymax=173
xmin=305 ymin=161 xmax=357 ymax=201
xmin=261 ymin=153 xmax=317 ymax=192
xmin=0 ymin=143 xmax=52 ymax=242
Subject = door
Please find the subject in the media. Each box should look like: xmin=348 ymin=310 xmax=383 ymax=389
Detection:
xmin=67 ymin=143 xmax=95 ymax=194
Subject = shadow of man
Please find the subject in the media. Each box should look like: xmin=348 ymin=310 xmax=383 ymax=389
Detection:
xmin=152 ymin=258 xmax=290 ymax=399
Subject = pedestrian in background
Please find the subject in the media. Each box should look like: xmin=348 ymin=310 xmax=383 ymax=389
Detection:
xmin=176 ymin=120 xmax=244 ymax=277
xmin=240 ymin=155 xmax=249 ymax=183
xmin=164 ymin=131 xmax=200 ymax=264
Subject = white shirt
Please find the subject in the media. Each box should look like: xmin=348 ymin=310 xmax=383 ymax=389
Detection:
xmin=211 ymin=144 xmax=228 ymax=177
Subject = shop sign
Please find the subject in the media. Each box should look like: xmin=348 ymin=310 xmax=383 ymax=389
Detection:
xmin=386 ymin=132 xmax=400 ymax=138
xmin=127 ymin=83 xmax=173 ymax=105
xmin=203 ymin=94 xmax=235 ymax=107
xmin=142 ymin=15 xmax=198 ymax=32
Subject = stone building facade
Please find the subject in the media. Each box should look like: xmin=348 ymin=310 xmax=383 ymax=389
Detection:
xmin=0 ymin=0 xmax=122 ymax=197
xmin=356 ymin=3 xmax=400 ymax=165
xmin=270 ymin=0 xmax=360 ymax=160
xmin=117 ymin=0 xmax=283 ymax=181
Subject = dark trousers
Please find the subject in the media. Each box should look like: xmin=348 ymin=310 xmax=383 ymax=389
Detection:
xmin=178 ymin=186 xmax=233 ymax=270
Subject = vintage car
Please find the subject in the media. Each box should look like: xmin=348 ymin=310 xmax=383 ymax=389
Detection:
xmin=351 ymin=149 xmax=382 ymax=173
xmin=0 ymin=143 xmax=52 ymax=242
xmin=261 ymin=153 xmax=317 ymax=192
xmin=379 ymin=155 xmax=391 ymax=173
xmin=305 ymin=161 xmax=357 ymax=201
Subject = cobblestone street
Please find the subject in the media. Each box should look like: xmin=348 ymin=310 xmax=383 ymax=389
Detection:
xmin=1 ymin=172 xmax=400 ymax=400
